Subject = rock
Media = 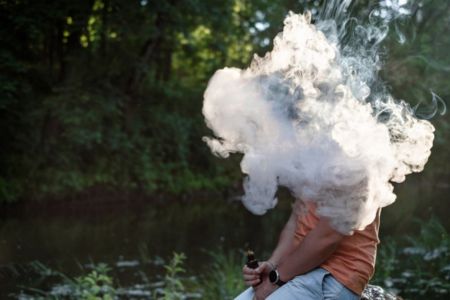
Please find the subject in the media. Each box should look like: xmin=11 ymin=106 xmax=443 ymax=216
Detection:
xmin=361 ymin=285 xmax=402 ymax=300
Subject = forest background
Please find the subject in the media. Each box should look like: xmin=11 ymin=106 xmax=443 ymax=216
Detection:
xmin=1 ymin=0 xmax=448 ymax=204
xmin=0 ymin=0 xmax=449 ymax=298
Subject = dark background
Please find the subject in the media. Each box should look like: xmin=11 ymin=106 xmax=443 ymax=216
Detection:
xmin=1 ymin=0 xmax=448 ymax=204
xmin=0 ymin=0 xmax=449 ymax=299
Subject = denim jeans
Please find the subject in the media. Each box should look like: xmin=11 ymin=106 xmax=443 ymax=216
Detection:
xmin=234 ymin=268 xmax=359 ymax=300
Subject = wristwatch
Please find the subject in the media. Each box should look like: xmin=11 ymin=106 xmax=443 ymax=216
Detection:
xmin=269 ymin=269 xmax=286 ymax=287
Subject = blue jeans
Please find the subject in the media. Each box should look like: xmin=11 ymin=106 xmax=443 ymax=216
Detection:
xmin=234 ymin=268 xmax=359 ymax=300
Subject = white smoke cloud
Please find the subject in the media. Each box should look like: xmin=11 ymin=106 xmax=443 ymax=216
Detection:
xmin=202 ymin=11 xmax=434 ymax=234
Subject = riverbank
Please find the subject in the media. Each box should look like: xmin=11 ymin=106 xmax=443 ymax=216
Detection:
xmin=10 ymin=218 xmax=450 ymax=300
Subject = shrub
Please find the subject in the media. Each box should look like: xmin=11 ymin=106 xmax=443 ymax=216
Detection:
xmin=373 ymin=217 xmax=450 ymax=299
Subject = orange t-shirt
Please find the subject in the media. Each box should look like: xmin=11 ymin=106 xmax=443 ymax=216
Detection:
xmin=294 ymin=203 xmax=381 ymax=295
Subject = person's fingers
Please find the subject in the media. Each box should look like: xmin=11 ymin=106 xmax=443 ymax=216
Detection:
xmin=243 ymin=273 xmax=259 ymax=281
xmin=242 ymin=265 xmax=257 ymax=275
xmin=244 ymin=278 xmax=261 ymax=286
xmin=255 ymin=263 xmax=264 ymax=273
xmin=255 ymin=262 xmax=269 ymax=274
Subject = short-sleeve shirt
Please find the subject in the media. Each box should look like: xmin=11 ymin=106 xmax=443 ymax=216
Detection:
xmin=294 ymin=202 xmax=381 ymax=295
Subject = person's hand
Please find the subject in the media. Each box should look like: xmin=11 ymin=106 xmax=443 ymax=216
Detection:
xmin=254 ymin=261 xmax=275 ymax=276
xmin=242 ymin=261 xmax=274 ymax=286
xmin=242 ymin=264 xmax=261 ymax=286
xmin=254 ymin=277 xmax=278 ymax=300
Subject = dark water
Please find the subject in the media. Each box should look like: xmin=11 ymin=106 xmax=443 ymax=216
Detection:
xmin=0 ymin=173 xmax=448 ymax=298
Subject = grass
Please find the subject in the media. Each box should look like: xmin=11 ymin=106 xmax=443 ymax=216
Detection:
xmin=16 ymin=218 xmax=450 ymax=300
xmin=199 ymin=249 xmax=246 ymax=300
xmin=17 ymin=263 xmax=116 ymax=300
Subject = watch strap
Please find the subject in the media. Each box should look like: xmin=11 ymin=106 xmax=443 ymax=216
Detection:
xmin=275 ymin=274 xmax=286 ymax=287
xmin=270 ymin=269 xmax=286 ymax=287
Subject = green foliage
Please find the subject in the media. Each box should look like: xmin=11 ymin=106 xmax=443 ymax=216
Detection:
xmin=19 ymin=263 xmax=116 ymax=300
xmin=150 ymin=249 xmax=246 ymax=300
xmin=0 ymin=0 xmax=449 ymax=203
xmin=200 ymin=249 xmax=246 ymax=300
xmin=156 ymin=252 xmax=187 ymax=300
xmin=15 ymin=220 xmax=450 ymax=299
xmin=373 ymin=217 xmax=450 ymax=299
xmin=0 ymin=0 xmax=251 ymax=203
xmin=70 ymin=264 xmax=116 ymax=300
xmin=0 ymin=176 xmax=21 ymax=203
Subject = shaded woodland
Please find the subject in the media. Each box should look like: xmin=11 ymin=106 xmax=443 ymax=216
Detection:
xmin=1 ymin=0 xmax=449 ymax=203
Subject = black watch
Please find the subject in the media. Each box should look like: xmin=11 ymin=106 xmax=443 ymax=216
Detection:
xmin=269 ymin=269 xmax=286 ymax=287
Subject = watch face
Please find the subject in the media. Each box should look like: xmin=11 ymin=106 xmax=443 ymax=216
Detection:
xmin=269 ymin=270 xmax=278 ymax=283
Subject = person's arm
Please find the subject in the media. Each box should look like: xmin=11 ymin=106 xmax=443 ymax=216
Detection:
xmin=277 ymin=216 xmax=345 ymax=281
xmin=242 ymin=210 xmax=299 ymax=286
xmin=267 ymin=210 xmax=300 ymax=267
xmin=253 ymin=217 xmax=345 ymax=300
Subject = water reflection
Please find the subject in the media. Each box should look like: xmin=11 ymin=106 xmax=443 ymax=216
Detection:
xmin=0 ymin=173 xmax=448 ymax=298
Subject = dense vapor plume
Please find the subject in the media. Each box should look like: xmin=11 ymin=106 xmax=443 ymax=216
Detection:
xmin=202 ymin=2 xmax=435 ymax=234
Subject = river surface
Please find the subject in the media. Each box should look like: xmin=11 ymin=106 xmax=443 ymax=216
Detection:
xmin=0 ymin=173 xmax=448 ymax=299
